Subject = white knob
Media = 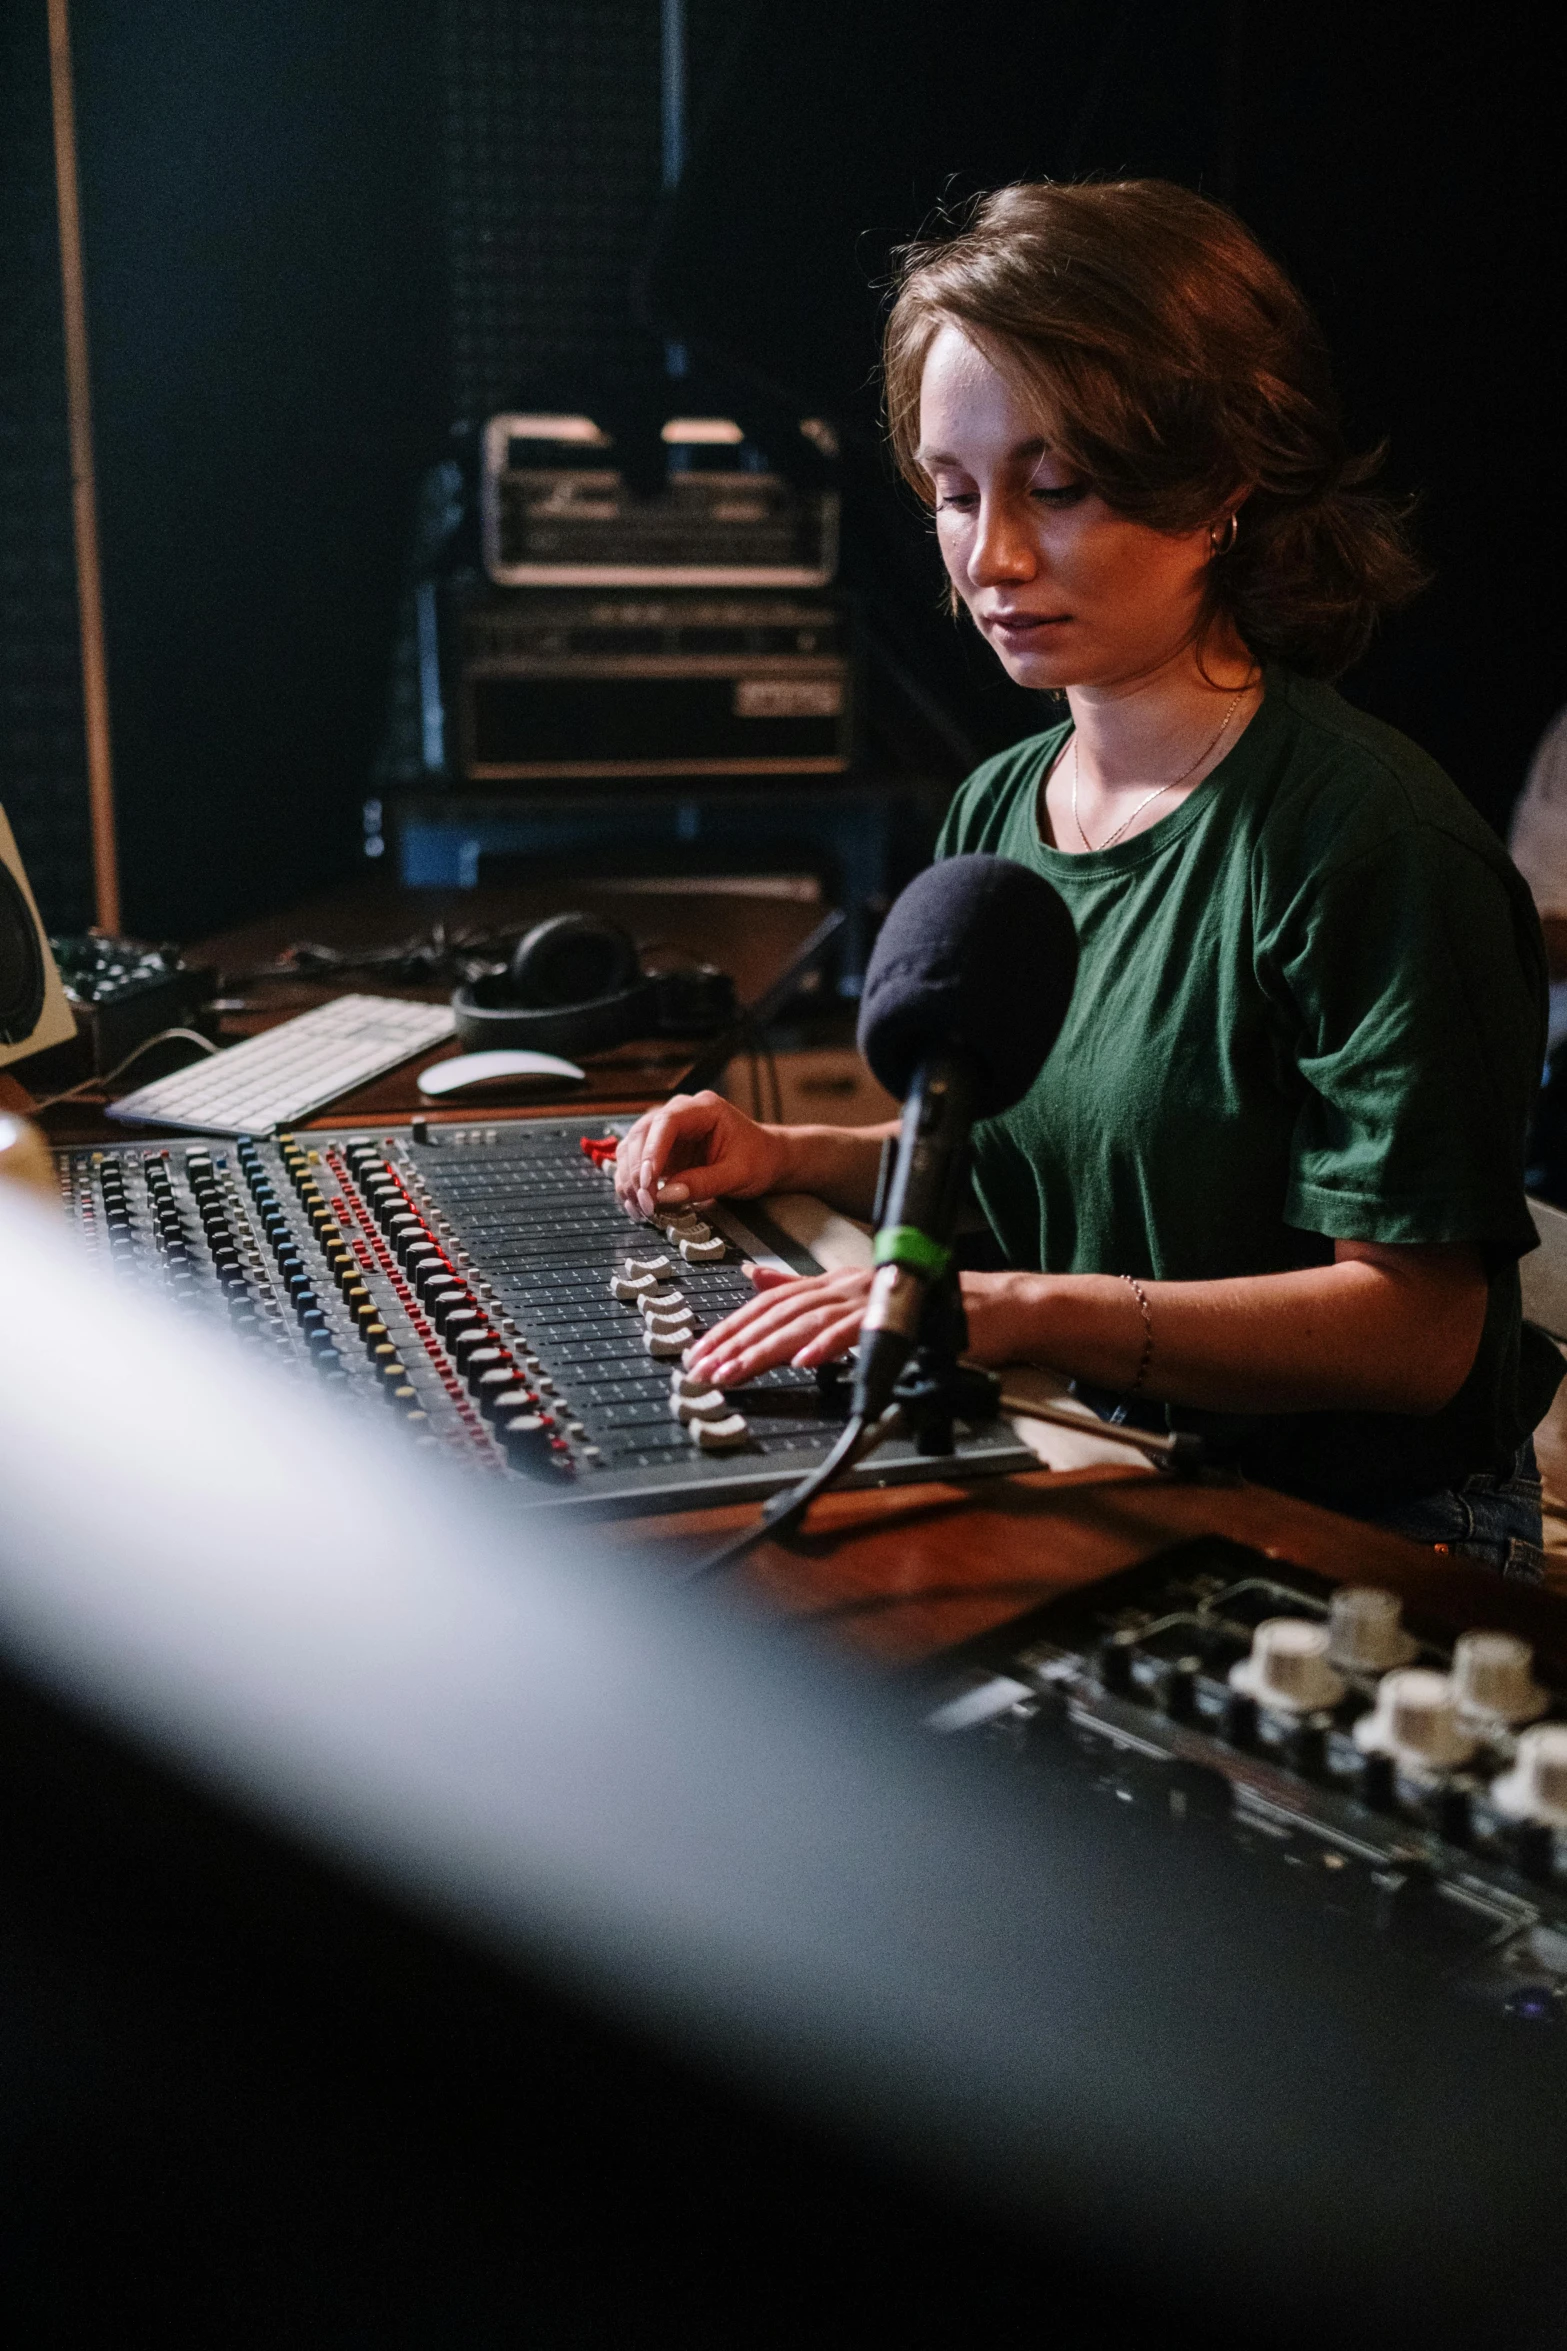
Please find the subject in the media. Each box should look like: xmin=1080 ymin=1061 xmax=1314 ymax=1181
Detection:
xmin=1451 ymin=1631 xmax=1548 ymax=1726
xmin=1326 ymin=1586 xmax=1418 ymax=1673
xmin=1353 ymin=1668 xmax=1478 ymax=1773
xmin=692 ymin=1411 xmax=750 ymax=1451
xmin=670 ymin=1386 xmax=728 ymax=1424
xmin=644 ymin=1325 xmax=693 ymax=1358
xmin=1229 ymin=1618 xmax=1346 ymax=1714
xmin=1491 ymin=1725 xmax=1567 ymax=1827
xmin=610 ymin=1270 xmax=658 ymax=1301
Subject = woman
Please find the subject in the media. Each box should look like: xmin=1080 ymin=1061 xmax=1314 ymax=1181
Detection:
xmin=615 ymin=179 xmax=1557 ymax=1572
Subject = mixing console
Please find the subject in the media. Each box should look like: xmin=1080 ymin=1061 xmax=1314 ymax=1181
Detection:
xmin=55 ymin=1114 xmax=1033 ymax=1514
xmin=929 ymin=1538 xmax=1567 ymax=2020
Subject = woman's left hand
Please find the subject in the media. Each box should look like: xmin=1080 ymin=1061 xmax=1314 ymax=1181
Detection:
xmin=682 ymin=1266 xmax=1037 ymax=1388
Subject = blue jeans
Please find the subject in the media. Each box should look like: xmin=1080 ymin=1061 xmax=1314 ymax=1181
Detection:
xmin=1371 ymin=1440 xmax=1548 ymax=1584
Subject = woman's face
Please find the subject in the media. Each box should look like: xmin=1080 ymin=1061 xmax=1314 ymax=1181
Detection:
xmin=917 ymin=322 xmax=1219 ymax=695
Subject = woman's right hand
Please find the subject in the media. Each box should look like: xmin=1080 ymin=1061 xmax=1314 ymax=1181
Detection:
xmin=613 ymin=1090 xmax=789 ymax=1221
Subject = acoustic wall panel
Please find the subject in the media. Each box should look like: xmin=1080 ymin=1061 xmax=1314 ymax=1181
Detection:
xmin=437 ymin=0 xmax=731 ymax=421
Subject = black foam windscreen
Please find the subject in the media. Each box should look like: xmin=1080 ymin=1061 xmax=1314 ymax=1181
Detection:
xmin=857 ymin=855 xmax=1078 ymax=1116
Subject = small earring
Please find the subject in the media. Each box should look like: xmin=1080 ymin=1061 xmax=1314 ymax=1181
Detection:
xmin=1209 ymin=512 xmax=1239 ymax=558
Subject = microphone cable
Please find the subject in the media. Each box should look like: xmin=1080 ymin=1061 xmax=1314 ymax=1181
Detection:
xmin=690 ymin=1405 xmax=902 ymax=1580
xmin=689 ymin=1373 xmax=1204 ymax=1581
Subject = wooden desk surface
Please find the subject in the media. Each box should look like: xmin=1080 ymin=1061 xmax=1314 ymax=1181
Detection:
xmin=24 ymin=878 xmax=829 ymax=1146
xmin=610 ymin=1461 xmax=1567 ymax=1676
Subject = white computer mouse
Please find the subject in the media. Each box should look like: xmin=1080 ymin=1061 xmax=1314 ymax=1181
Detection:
xmin=417 ymin=1049 xmax=587 ymax=1098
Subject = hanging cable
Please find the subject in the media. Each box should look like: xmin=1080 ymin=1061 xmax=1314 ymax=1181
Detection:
xmin=690 ymin=1405 xmax=905 ymax=1579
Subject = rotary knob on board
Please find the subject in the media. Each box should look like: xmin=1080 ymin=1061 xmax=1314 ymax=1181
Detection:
xmin=500 ymin=1411 xmax=556 ymax=1473
xmin=1228 ymin=1618 xmax=1346 ymax=1714
xmin=1326 ymin=1586 xmax=1418 ymax=1674
xmin=1353 ymin=1668 xmax=1478 ymax=1776
xmin=1490 ymin=1725 xmax=1567 ymax=1830
xmin=1451 ymin=1632 xmax=1549 ymax=1728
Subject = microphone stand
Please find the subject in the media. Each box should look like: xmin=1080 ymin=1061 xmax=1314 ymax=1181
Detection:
xmin=691 ymin=1273 xmax=1201 ymax=1581
xmin=881 ymin=1268 xmax=991 ymax=1462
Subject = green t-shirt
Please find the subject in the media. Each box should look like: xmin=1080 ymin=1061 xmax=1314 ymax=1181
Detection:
xmin=935 ymin=667 xmax=1560 ymax=1514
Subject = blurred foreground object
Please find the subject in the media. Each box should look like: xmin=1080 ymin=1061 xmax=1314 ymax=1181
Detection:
xmin=6 ymin=1185 xmax=1567 ymax=2345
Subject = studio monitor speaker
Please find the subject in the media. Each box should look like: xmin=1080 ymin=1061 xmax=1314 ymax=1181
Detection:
xmin=0 ymin=804 xmax=76 ymax=1070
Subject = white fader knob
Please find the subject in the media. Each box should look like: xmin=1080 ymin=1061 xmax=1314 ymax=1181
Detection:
xmin=692 ymin=1412 xmax=750 ymax=1451
xmin=1326 ymin=1586 xmax=1418 ymax=1673
xmin=1490 ymin=1725 xmax=1567 ymax=1828
xmin=645 ymin=1329 xmax=696 ymax=1360
xmin=670 ymin=1386 xmax=729 ymax=1424
xmin=610 ymin=1270 xmax=659 ymax=1302
xmin=1228 ymin=1618 xmax=1346 ymax=1714
xmin=1353 ymin=1668 xmax=1478 ymax=1774
xmin=1451 ymin=1631 xmax=1549 ymax=1728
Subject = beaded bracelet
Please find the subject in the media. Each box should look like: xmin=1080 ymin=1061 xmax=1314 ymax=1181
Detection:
xmin=1119 ymin=1273 xmax=1153 ymax=1394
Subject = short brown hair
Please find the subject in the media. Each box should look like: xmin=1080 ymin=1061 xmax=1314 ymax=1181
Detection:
xmin=884 ymin=179 xmax=1426 ymax=678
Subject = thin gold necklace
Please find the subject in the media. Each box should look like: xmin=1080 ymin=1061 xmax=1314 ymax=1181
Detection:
xmin=1070 ymin=689 xmax=1246 ymax=853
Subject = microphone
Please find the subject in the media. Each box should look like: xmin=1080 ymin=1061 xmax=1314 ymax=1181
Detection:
xmin=850 ymin=856 xmax=1078 ymax=1422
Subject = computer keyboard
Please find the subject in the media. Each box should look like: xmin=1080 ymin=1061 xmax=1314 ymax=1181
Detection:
xmin=108 ymin=994 xmax=457 ymax=1136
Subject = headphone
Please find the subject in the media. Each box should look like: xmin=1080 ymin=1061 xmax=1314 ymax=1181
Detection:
xmin=451 ymin=913 xmax=736 ymax=1056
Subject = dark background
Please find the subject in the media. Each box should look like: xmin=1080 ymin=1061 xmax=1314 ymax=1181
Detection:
xmin=4 ymin=0 xmax=1563 ymax=938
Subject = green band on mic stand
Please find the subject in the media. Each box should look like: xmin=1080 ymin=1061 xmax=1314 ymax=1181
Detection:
xmin=872 ymin=1225 xmax=952 ymax=1279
